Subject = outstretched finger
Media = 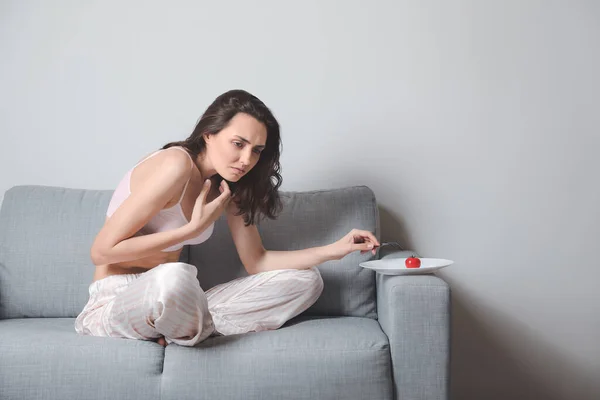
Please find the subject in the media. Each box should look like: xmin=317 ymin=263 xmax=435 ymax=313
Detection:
xmin=215 ymin=180 xmax=232 ymax=203
xmin=197 ymin=179 xmax=211 ymax=204
xmin=352 ymin=242 xmax=374 ymax=252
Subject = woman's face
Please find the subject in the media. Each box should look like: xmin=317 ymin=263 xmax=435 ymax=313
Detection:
xmin=204 ymin=112 xmax=267 ymax=182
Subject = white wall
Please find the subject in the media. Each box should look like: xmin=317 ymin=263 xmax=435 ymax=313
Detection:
xmin=1 ymin=1 xmax=599 ymax=398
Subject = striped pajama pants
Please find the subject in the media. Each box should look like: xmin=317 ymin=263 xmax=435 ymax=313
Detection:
xmin=74 ymin=262 xmax=324 ymax=346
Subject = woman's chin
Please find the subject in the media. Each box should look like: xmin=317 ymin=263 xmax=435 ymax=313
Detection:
xmin=226 ymin=170 xmax=245 ymax=181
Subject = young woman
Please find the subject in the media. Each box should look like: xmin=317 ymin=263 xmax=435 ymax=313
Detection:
xmin=75 ymin=89 xmax=380 ymax=347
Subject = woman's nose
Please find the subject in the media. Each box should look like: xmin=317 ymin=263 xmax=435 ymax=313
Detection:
xmin=240 ymin=150 xmax=252 ymax=165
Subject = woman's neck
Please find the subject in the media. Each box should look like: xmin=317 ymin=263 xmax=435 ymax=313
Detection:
xmin=194 ymin=152 xmax=218 ymax=180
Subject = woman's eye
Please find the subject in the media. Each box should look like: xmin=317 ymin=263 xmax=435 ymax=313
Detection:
xmin=234 ymin=142 xmax=243 ymax=148
xmin=253 ymin=149 xmax=262 ymax=155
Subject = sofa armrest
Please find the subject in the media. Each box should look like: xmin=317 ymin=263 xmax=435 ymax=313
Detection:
xmin=376 ymin=266 xmax=451 ymax=400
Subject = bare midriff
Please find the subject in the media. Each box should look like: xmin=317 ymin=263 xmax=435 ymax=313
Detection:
xmin=92 ymin=249 xmax=183 ymax=282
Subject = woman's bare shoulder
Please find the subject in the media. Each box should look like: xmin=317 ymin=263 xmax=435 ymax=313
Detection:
xmin=130 ymin=147 xmax=193 ymax=193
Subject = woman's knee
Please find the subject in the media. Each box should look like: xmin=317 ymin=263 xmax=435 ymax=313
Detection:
xmin=153 ymin=262 xmax=200 ymax=296
xmin=284 ymin=267 xmax=324 ymax=299
xmin=305 ymin=267 xmax=324 ymax=298
xmin=155 ymin=262 xmax=197 ymax=276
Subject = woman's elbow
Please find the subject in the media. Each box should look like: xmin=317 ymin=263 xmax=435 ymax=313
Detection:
xmin=90 ymin=243 xmax=109 ymax=265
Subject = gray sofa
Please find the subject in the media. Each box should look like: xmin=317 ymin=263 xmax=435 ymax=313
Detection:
xmin=0 ymin=185 xmax=450 ymax=400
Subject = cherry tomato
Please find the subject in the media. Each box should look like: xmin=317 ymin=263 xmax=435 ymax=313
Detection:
xmin=405 ymin=256 xmax=421 ymax=268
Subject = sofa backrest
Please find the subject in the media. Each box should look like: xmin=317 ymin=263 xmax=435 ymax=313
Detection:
xmin=0 ymin=185 xmax=379 ymax=320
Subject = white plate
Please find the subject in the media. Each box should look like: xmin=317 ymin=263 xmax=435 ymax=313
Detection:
xmin=359 ymin=258 xmax=453 ymax=275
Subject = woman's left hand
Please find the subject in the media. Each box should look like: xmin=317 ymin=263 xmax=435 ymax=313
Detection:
xmin=327 ymin=229 xmax=380 ymax=261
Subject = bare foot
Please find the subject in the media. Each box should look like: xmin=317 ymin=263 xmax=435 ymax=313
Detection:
xmin=157 ymin=337 xmax=167 ymax=347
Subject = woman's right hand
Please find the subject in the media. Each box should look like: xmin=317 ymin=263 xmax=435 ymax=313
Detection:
xmin=189 ymin=179 xmax=232 ymax=233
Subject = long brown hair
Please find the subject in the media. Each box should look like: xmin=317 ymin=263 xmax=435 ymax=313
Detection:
xmin=162 ymin=89 xmax=283 ymax=226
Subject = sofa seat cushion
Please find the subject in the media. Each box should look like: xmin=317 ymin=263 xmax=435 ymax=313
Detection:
xmin=161 ymin=316 xmax=392 ymax=400
xmin=0 ymin=318 xmax=163 ymax=400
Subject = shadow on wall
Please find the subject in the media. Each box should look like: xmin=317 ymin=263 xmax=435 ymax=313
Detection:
xmin=377 ymin=205 xmax=415 ymax=250
xmin=377 ymin=204 xmax=598 ymax=400
xmin=448 ymin=285 xmax=598 ymax=400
